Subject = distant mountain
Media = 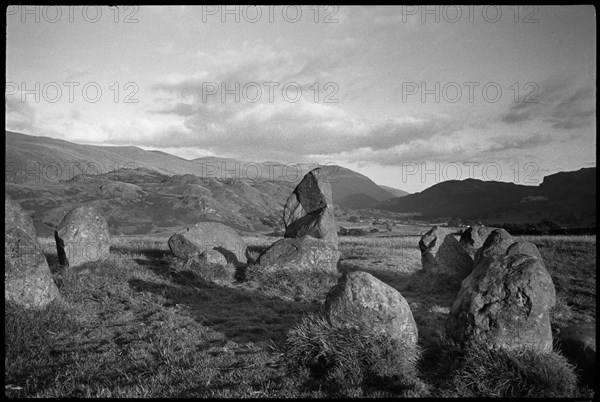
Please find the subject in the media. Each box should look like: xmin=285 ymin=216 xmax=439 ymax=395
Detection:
xmin=5 ymin=130 xmax=402 ymax=205
xmin=372 ymin=168 xmax=596 ymax=227
xmin=5 ymin=130 xmax=409 ymax=235
xmin=336 ymin=193 xmax=379 ymax=210
xmin=190 ymin=157 xmax=398 ymax=204
xmin=378 ymin=185 xmax=409 ymax=198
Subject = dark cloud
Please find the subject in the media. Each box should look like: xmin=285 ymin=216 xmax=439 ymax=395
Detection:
xmin=487 ymin=133 xmax=552 ymax=152
xmin=151 ymin=102 xmax=198 ymax=117
xmin=499 ymin=76 xmax=595 ymax=130
xmin=352 ymin=117 xmax=462 ymax=150
xmin=500 ymin=110 xmax=531 ymax=124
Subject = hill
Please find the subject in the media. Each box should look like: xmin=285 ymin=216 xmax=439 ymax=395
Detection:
xmin=378 ymin=185 xmax=409 ymax=198
xmin=372 ymin=168 xmax=596 ymax=228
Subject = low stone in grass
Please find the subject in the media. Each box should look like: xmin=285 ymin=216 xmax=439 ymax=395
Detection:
xmin=5 ymin=227 xmax=60 ymax=309
xmin=168 ymin=222 xmax=247 ymax=265
xmin=199 ymin=249 xmax=228 ymax=266
xmin=447 ymin=253 xmax=556 ymax=352
xmin=256 ymin=236 xmax=340 ymax=273
xmin=557 ymin=321 xmax=596 ymax=387
xmin=55 ymin=205 xmax=110 ymax=268
xmin=324 ymin=271 xmax=418 ymax=346
xmin=183 ymin=252 xmax=235 ymax=283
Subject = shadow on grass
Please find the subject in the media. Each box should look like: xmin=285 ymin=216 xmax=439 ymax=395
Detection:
xmin=129 ymin=270 xmax=314 ymax=347
xmin=111 ymin=245 xmax=168 ymax=259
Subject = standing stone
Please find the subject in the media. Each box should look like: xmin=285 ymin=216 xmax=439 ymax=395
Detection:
xmin=420 ymin=247 xmax=442 ymax=274
xmin=473 ymin=228 xmax=514 ymax=267
xmin=283 ymin=168 xmax=338 ymax=243
xmin=435 ymin=234 xmax=475 ymax=279
xmin=257 ymin=236 xmax=340 ymax=273
xmin=324 ymin=271 xmax=418 ymax=345
xmin=446 ymin=253 xmax=556 ymax=352
xmin=55 ymin=205 xmax=110 ymax=268
xmin=5 ymin=228 xmax=60 ymax=308
xmin=5 ymin=194 xmax=37 ymax=239
xmin=168 ymin=222 xmax=247 ymax=265
xmin=419 ymin=226 xmax=451 ymax=257
xmin=459 ymin=225 xmax=496 ymax=258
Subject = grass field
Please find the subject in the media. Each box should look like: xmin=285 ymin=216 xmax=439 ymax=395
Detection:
xmin=5 ymin=234 xmax=596 ymax=397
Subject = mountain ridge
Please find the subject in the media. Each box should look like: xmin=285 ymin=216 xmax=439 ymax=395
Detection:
xmin=372 ymin=168 xmax=596 ymax=227
xmin=5 ymin=130 xmax=402 ymax=205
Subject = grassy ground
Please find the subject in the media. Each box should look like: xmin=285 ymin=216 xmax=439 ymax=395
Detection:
xmin=5 ymin=234 xmax=596 ymax=397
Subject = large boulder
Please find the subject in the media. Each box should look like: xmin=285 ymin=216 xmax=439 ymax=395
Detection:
xmin=283 ymin=168 xmax=338 ymax=243
xmin=5 ymin=228 xmax=60 ymax=308
xmin=5 ymin=194 xmax=37 ymax=239
xmin=435 ymin=234 xmax=475 ymax=279
xmin=473 ymin=228 xmax=514 ymax=267
xmin=324 ymin=271 xmax=418 ymax=345
xmin=459 ymin=225 xmax=496 ymax=258
xmin=447 ymin=253 xmax=556 ymax=352
xmin=55 ymin=205 xmax=110 ymax=268
xmin=168 ymin=222 xmax=247 ymax=265
xmin=556 ymin=321 xmax=596 ymax=387
xmin=256 ymin=236 xmax=340 ymax=273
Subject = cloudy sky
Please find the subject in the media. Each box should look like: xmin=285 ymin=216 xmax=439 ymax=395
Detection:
xmin=6 ymin=5 xmax=596 ymax=193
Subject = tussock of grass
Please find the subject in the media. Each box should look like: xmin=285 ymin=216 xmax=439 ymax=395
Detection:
xmin=430 ymin=333 xmax=579 ymax=398
xmin=284 ymin=313 xmax=427 ymax=397
xmin=243 ymin=264 xmax=339 ymax=304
